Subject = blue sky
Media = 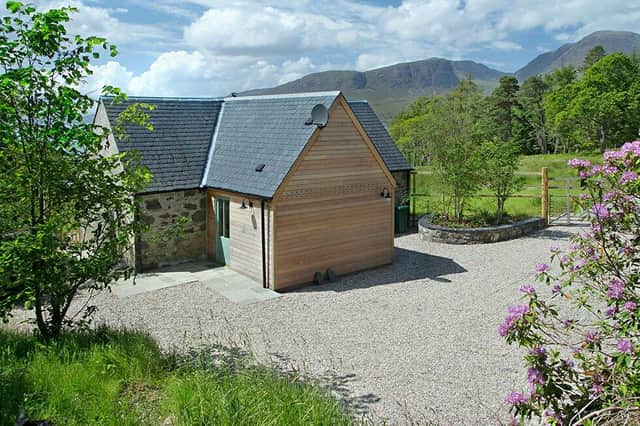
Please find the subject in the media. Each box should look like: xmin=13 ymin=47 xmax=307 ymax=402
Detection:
xmin=26 ymin=1 xmax=640 ymax=97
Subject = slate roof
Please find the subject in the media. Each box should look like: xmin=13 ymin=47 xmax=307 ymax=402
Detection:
xmin=101 ymin=97 xmax=222 ymax=193
xmin=348 ymin=101 xmax=412 ymax=171
xmin=204 ymin=92 xmax=339 ymax=198
xmin=101 ymin=92 xmax=411 ymax=197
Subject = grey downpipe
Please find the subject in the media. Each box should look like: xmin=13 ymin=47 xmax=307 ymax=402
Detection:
xmin=261 ymin=200 xmax=267 ymax=288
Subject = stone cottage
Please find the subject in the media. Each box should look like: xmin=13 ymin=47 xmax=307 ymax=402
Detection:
xmin=95 ymin=91 xmax=412 ymax=290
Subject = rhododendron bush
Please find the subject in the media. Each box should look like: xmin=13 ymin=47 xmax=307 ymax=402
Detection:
xmin=500 ymin=141 xmax=640 ymax=425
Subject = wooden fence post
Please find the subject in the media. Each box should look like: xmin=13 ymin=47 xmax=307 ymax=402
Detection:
xmin=541 ymin=167 xmax=549 ymax=226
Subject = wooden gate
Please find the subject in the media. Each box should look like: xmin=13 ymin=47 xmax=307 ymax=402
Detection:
xmin=543 ymin=168 xmax=586 ymax=226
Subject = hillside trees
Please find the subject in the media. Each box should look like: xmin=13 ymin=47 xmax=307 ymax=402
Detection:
xmin=582 ymin=45 xmax=606 ymax=70
xmin=394 ymin=51 xmax=640 ymax=162
xmin=569 ymin=53 xmax=640 ymax=152
xmin=392 ymin=79 xmax=521 ymax=223
xmin=0 ymin=2 xmax=152 ymax=338
xmin=513 ymin=76 xmax=550 ymax=154
xmin=542 ymin=66 xmax=579 ymax=153
xmin=486 ymin=76 xmax=520 ymax=142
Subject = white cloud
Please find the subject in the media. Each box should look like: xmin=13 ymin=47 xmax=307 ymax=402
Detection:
xmin=49 ymin=0 xmax=640 ymax=97
xmin=183 ymin=5 xmax=372 ymax=56
xmin=84 ymin=61 xmax=133 ymax=95
xmin=85 ymin=52 xmax=333 ymax=97
xmin=491 ymin=41 xmax=524 ymax=51
xmin=34 ymin=0 xmax=173 ymax=47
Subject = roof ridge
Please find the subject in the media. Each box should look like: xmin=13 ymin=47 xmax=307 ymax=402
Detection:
xmin=224 ymin=91 xmax=341 ymax=101
xmin=101 ymin=95 xmax=223 ymax=102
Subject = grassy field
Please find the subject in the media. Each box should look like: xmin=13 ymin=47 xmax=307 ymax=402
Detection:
xmin=412 ymin=152 xmax=603 ymax=220
xmin=0 ymin=327 xmax=351 ymax=426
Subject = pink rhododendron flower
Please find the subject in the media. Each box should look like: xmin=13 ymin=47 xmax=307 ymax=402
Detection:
xmin=520 ymin=284 xmax=536 ymax=295
xmin=568 ymin=158 xmax=591 ymax=168
xmin=621 ymin=140 xmax=640 ymax=157
xmin=505 ymin=391 xmax=529 ymax=406
xmin=535 ymin=263 xmax=550 ymax=275
xmin=605 ymin=305 xmax=617 ymax=317
xmin=620 ymin=171 xmax=638 ymax=184
xmin=499 ymin=304 xmax=529 ymax=337
xmin=591 ymin=203 xmax=609 ymax=219
xmin=607 ymin=277 xmax=625 ymax=299
xmin=585 ymin=330 xmax=600 ymax=344
xmin=617 ymin=339 xmax=633 ymax=354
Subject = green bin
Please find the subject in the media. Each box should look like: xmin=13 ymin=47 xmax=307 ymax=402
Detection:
xmin=395 ymin=205 xmax=409 ymax=234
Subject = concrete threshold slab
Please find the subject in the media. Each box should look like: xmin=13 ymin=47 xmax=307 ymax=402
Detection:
xmin=202 ymin=269 xmax=281 ymax=304
xmin=110 ymin=262 xmax=280 ymax=304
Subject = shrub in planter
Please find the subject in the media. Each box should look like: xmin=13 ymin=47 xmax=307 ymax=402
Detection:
xmin=500 ymin=141 xmax=640 ymax=424
xmin=480 ymin=141 xmax=525 ymax=223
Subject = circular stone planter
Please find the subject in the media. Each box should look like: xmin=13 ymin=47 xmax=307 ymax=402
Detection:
xmin=418 ymin=215 xmax=545 ymax=244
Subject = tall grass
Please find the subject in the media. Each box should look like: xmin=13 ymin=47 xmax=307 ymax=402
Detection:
xmin=0 ymin=327 xmax=352 ymax=425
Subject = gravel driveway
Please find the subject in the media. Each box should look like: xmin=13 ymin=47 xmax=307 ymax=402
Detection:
xmin=91 ymin=226 xmax=577 ymax=424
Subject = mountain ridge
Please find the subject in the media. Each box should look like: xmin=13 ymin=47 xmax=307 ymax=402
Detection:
xmin=241 ymin=30 xmax=640 ymax=122
xmin=515 ymin=30 xmax=640 ymax=80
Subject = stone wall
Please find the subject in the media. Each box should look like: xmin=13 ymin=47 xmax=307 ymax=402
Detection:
xmin=136 ymin=189 xmax=208 ymax=271
xmin=418 ymin=215 xmax=545 ymax=244
xmin=392 ymin=170 xmax=409 ymax=205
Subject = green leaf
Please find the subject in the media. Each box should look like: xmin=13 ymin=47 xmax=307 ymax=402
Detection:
xmin=6 ymin=1 xmax=22 ymax=13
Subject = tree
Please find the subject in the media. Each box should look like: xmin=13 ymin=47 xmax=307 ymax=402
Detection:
xmin=389 ymin=96 xmax=439 ymax=166
xmin=0 ymin=2 xmax=152 ymax=338
xmin=513 ymin=76 xmax=550 ymax=154
xmin=487 ymin=76 xmax=520 ymax=142
xmin=569 ymin=53 xmax=640 ymax=152
xmin=428 ymin=79 xmax=486 ymax=222
xmin=479 ymin=141 xmax=524 ymax=222
xmin=500 ymin=141 xmax=640 ymax=424
xmin=582 ymin=45 xmax=606 ymax=70
xmin=543 ymin=66 xmax=579 ymax=153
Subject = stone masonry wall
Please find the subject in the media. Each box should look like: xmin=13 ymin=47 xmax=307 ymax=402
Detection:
xmin=136 ymin=189 xmax=207 ymax=271
xmin=418 ymin=215 xmax=544 ymax=244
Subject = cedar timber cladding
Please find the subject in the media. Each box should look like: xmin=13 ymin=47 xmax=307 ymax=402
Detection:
xmin=272 ymin=97 xmax=395 ymax=290
xmin=208 ymin=190 xmax=275 ymax=287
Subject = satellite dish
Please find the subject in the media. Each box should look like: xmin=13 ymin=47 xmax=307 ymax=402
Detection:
xmin=310 ymin=104 xmax=329 ymax=128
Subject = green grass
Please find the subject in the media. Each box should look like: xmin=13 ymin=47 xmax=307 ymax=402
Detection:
xmin=412 ymin=152 xmax=603 ymax=220
xmin=0 ymin=327 xmax=352 ymax=426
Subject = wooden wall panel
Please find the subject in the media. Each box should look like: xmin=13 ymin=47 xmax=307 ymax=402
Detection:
xmin=273 ymin=102 xmax=394 ymax=290
xmin=210 ymin=191 xmax=274 ymax=288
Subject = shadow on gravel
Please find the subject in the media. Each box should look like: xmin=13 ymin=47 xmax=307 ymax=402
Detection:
xmin=269 ymin=352 xmax=380 ymax=418
xmin=292 ymin=248 xmax=467 ymax=293
xmin=532 ymin=228 xmax=575 ymax=240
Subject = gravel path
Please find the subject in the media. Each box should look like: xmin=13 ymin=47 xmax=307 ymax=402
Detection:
xmin=17 ymin=225 xmax=581 ymax=424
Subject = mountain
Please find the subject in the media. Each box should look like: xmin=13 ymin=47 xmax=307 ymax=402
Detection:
xmin=241 ymin=31 xmax=640 ymax=122
xmin=516 ymin=31 xmax=640 ymax=81
xmin=241 ymin=58 xmax=508 ymax=123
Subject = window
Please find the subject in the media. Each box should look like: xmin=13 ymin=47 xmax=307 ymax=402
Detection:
xmin=217 ymin=198 xmax=230 ymax=238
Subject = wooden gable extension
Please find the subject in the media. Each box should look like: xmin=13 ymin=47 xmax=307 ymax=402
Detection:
xmin=270 ymin=95 xmax=395 ymax=289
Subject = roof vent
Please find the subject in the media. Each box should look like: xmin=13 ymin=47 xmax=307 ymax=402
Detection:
xmin=255 ymin=164 xmax=265 ymax=172
xmin=305 ymin=104 xmax=329 ymax=128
